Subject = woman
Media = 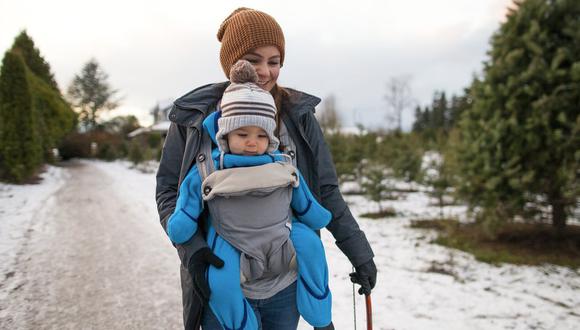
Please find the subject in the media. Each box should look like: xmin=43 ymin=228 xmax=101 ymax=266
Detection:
xmin=156 ymin=7 xmax=376 ymax=330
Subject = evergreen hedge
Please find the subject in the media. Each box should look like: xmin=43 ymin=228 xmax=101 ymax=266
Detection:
xmin=0 ymin=51 xmax=43 ymax=182
xmin=0 ymin=32 xmax=77 ymax=182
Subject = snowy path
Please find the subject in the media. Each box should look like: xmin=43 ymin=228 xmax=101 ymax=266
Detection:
xmin=0 ymin=160 xmax=579 ymax=330
xmin=0 ymin=160 xmax=182 ymax=329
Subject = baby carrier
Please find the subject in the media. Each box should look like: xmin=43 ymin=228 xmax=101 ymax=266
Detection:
xmin=203 ymin=161 xmax=299 ymax=282
xmin=194 ymin=122 xmax=332 ymax=329
xmin=196 ymin=122 xmax=300 ymax=283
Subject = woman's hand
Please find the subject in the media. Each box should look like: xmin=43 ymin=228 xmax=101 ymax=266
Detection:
xmin=188 ymin=247 xmax=225 ymax=303
xmin=349 ymin=259 xmax=377 ymax=295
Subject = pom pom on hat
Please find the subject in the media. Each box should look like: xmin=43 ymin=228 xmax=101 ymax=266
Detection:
xmin=216 ymin=60 xmax=279 ymax=153
xmin=229 ymin=60 xmax=259 ymax=84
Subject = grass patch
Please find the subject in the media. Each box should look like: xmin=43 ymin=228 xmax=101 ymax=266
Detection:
xmin=342 ymin=190 xmax=365 ymax=196
xmin=391 ymin=187 xmax=420 ymax=193
xmin=426 ymin=260 xmax=461 ymax=281
xmin=411 ymin=219 xmax=580 ymax=268
xmin=410 ymin=218 xmax=459 ymax=231
xmin=360 ymin=207 xmax=397 ymax=219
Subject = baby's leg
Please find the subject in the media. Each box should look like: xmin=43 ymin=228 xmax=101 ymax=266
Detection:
xmin=290 ymin=221 xmax=332 ymax=327
xmin=207 ymin=225 xmax=258 ymax=330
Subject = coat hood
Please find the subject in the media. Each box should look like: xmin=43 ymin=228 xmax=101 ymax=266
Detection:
xmin=168 ymin=82 xmax=322 ymax=128
xmin=202 ymin=111 xmax=221 ymax=146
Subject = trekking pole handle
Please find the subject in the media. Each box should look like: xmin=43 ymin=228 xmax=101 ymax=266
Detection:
xmin=365 ymin=294 xmax=373 ymax=330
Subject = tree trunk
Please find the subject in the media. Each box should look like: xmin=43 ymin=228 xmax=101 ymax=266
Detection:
xmin=90 ymin=107 xmax=97 ymax=131
xmin=439 ymin=194 xmax=444 ymax=220
xmin=549 ymin=190 xmax=566 ymax=234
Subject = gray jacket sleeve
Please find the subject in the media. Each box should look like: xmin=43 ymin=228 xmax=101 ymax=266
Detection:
xmin=156 ymin=122 xmax=208 ymax=268
xmin=302 ymin=111 xmax=374 ymax=267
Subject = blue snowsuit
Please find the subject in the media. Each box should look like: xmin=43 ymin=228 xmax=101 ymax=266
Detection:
xmin=166 ymin=111 xmax=333 ymax=329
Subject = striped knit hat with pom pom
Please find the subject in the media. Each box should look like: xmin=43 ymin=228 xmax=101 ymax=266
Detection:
xmin=216 ymin=60 xmax=279 ymax=153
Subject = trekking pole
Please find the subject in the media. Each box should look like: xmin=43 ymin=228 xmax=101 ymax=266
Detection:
xmin=352 ymin=267 xmax=357 ymax=330
xmin=365 ymin=294 xmax=373 ymax=330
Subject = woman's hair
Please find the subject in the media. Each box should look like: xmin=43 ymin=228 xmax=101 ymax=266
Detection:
xmin=271 ymin=84 xmax=293 ymax=151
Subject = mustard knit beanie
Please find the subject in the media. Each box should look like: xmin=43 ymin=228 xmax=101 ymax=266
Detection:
xmin=217 ymin=7 xmax=285 ymax=78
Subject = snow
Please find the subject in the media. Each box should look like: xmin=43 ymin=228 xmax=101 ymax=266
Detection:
xmin=421 ymin=151 xmax=443 ymax=181
xmin=1 ymin=160 xmax=579 ymax=330
xmin=0 ymin=166 xmax=69 ymax=279
xmin=313 ymin=188 xmax=580 ymax=330
xmin=89 ymin=160 xmax=160 ymax=224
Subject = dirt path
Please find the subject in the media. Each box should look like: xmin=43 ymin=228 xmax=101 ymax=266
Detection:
xmin=0 ymin=161 xmax=183 ymax=329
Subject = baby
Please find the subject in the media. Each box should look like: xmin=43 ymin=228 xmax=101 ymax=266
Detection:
xmin=167 ymin=60 xmax=333 ymax=329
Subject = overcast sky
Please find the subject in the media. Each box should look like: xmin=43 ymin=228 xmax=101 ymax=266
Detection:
xmin=0 ymin=0 xmax=512 ymax=129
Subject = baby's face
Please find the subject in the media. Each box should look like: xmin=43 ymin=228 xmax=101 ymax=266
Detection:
xmin=227 ymin=126 xmax=269 ymax=156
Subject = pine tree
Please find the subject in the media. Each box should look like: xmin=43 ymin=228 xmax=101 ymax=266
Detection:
xmin=431 ymin=91 xmax=448 ymax=131
xmin=412 ymin=106 xmax=424 ymax=132
xmin=413 ymin=91 xmax=458 ymax=142
xmin=67 ymin=59 xmax=119 ymax=131
xmin=11 ymin=30 xmax=59 ymax=91
xmin=0 ymin=51 xmax=43 ymax=182
xmin=457 ymin=0 xmax=580 ymax=233
xmin=9 ymin=31 xmax=76 ymax=162
xmin=28 ymin=73 xmax=77 ymax=160
xmin=448 ymin=91 xmax=471 ymax=129
xmin=361 ymin=161 xmax=392 ymax=213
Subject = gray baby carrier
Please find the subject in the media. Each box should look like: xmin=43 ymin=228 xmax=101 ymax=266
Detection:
xmin=196 ymin=123 xmax=300 ymax=282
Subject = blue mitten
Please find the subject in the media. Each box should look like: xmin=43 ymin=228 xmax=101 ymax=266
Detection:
xmin=167 ymin=209 xmax=198 ymax=244
xmin=292 ymin=221 xmax=332 ymax=327
xmin=291 ymin=172 xmax=332 ymax=230
xmin=167 ymin=165 xmax=204 ymax=244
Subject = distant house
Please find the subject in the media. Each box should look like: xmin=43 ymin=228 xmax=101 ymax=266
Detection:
xmin=128 ymin=100 xmax=172 ymax=139
xmin=127 ymin=120 xmax=171 ymax=138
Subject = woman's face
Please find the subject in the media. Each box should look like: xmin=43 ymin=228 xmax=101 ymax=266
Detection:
xmin=241 ymin=45 xmax=281 ymax=92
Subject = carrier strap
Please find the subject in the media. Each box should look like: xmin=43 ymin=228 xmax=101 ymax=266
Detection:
xmin=196 ymin=131 xmax=216 ymax=183
xmin=279 ymin=121 xmax=297 ymax=167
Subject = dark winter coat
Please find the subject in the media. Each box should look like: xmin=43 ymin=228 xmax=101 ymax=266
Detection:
xmin=155 ymin=82 xmax=374 ymax=329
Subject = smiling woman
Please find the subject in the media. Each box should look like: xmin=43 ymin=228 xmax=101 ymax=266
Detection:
xmin=240 ymin=46 xmax=281 ymax=92
xmin=155 ymin=7 xmax=376 ymax=330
